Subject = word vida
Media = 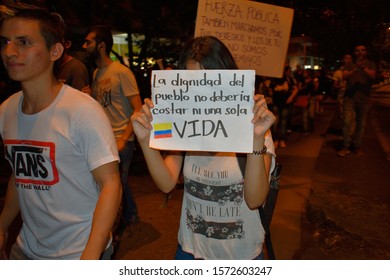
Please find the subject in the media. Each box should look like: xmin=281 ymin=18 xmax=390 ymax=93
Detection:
xmin=174 ymin=119 xmax=228 ymax=138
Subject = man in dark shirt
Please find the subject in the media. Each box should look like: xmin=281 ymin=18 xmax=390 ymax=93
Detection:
xmin=338 ymin=44 xmax=376 ymax=157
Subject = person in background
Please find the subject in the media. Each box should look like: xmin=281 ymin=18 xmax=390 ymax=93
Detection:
xmin=83 ymin=25 xmax=143 ymax=245
xmin=293 ymin=63 xmax=304 ymax=89
xmin=295 ymin=68 xmax=316 ymax=135
xmin=270 ymin=66 xmax=298 ymax=148
xmin=256 ymin=75 xmax=273 ymax=106
xmin=131 ymin=36 xmax=276 ymax=260
xmin=338 ymin=43 xmax=376 ymax=157
xmin=333 ymin=54 xmax=353 ymax=119
xmin=56 ymin=26 xmax=90 ymax=93
xmin=312 ymin=76 xmax=324 ymax=113
xmin=0 ymin=2 xmax=121 ymax=260
xmin=313 ymin=69 xmax=328 ymax=113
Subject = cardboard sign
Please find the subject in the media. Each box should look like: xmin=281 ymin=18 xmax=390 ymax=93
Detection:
xmin=149 ymin=70 xmax=255 ymax=152
xmin=195 ymin=0 xmax=294 ymax=78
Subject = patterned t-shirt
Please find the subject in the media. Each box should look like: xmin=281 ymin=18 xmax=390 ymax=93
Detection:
xmin=91 ymin=61 xmax=140 ymax=140
xmin=179 ymin=135 xmax=275 ymax=259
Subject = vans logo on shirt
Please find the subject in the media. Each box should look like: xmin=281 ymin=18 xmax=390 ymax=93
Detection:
xmin=4 ymin=140 xmax=59 ymax=186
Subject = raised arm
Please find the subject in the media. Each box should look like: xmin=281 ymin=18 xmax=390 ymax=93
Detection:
xmin=243 ymin=95 xmax=276 ymax=209
xmin=131 ymin=98 xmax=183 ymax=193
xmin=117 ymin=94 xmax=143 ymax=152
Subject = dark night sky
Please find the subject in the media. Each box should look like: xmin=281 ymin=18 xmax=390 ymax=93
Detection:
xmin=19 ymin=0 xmax=390 ymax=63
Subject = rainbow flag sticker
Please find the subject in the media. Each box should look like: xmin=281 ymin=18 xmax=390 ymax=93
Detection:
xmin=154 ymin=123 xmax=173 ymax=139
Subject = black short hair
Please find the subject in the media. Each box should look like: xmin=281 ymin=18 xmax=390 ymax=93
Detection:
xmin=85 ymin=25 xmax=113 ymax=55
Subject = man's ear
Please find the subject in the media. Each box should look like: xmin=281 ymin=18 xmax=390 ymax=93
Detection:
xmin=98 ymin=42 xmax=106 ymax=52
xmin=50 ymin=43 xmax=64 ymax=61
xmin=64 ymin=40 xmax=72 ymax=50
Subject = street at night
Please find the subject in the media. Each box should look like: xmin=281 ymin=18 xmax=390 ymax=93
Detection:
xmin=0 ymin=0 xmax=389 ymax=268
xmin=109 ymin=85 xmax=390 ymax=260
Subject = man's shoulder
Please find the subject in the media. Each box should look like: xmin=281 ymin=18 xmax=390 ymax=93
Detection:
xmin=110 ymin=61 xmax=135 ymax=75
xmin=0 ymin=92 xmax=22 ymax=133
xmin=60 ymin=86 xmax=107 ymax=120
xmin=61 ymin=85 xmax=94 ymax=104
xmin=111 ymin=61 xmax=129 ymax=70
xmin=333 ymin=69 xmax=342 ymax=78
xmin=67 ymin=57 xmax=88 ymax=69
xmin=0 ymin=91 xmax=22 ymax=108
xmin=60 ymin=58 xmax=88 ymax=78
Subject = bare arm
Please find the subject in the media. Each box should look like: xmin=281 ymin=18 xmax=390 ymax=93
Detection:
xmin=117 ymin=94 xmax=143 ymax=151
xmin=243 ymin=95 xmax=276 ymax=209
xmin=0 ymin=174 xmax=19 ymax=259
xmin=363 ymin=66 xmax=376 ymax=80
xmin=342 ymin=62 xmax=357 ymax=80
xmin=140 ymin=147 xmax=183 ymax=193
xmin=80 ymin=161 xmax=122 ymax=260
xmin=287 ymin=84 xmax=299 ymax=104
xmin=342 ymin=68 xmax=355 ymax=80
xmin=343 ymin=66 xmax=376 ymax=82
xmin=131 ymin=98 xmax=183 ymax=193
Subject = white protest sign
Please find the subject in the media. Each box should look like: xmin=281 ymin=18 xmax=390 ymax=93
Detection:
xmin=195 ymin=0 xmax=294 ymax=78
xmin=149 ymin=70 xmax=255 ymax=153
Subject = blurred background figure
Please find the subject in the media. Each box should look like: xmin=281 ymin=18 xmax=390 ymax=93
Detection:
xmin=338 ymin=43 xmax=376 ymax=157
xmin=83 ymin=25 xmax=143 ymax=251
xmin=332 ymin=54 xmax=353 ymax=119
xmin=56 ymin=27 xmax=90 ymax=93
xmin=270 ymin=66 xmax=298 ymax=148
xmin=294 ymin=68 xmax=316 ymax=135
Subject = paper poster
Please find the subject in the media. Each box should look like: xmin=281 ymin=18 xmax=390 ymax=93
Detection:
xmin=195 ymin=0 xmax=294 ymax=78
xmin=149 ymin=70 xmax=255 ymax=153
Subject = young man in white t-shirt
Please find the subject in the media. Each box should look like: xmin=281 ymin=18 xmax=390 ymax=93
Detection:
xmin=0 ymin=2 xmax=121 ymax=260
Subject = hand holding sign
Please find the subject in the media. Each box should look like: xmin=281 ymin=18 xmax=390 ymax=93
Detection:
xmin=131 ymin=98 xmax=154 ymax=145
xmin=132 ymin=70 xmax=276 ymax=153
xmin=252 ymin=94 xmax=276 ymax=137
xmin=147 ymin=69 xmax=256 ymax=153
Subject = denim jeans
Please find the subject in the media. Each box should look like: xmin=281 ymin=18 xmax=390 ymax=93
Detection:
xmin=342 ymin=92 xmax=371 ymax=149
xmin=119 ymin=141 xmax=138 ymax=224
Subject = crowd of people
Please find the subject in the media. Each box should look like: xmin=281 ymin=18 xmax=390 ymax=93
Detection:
xmin=257 ymin=64 xmax=332 ymax=148
xmin=0 ymin=1 xmax=377 ymax=260
xmin=257 ymin=44 xmax=376 ymax=155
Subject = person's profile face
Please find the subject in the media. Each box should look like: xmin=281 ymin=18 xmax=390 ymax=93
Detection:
xmin=82 ymin=32 xmax=99 ymax=60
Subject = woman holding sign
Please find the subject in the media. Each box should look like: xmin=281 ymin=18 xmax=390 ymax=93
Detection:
xmin=131 ymin=36 xmax=276 ymax=260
